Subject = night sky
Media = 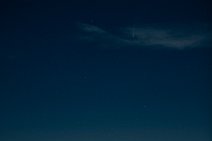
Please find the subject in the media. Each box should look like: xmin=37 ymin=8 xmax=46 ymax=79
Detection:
xmin=0 ymin=0 xmax=212 ymax=141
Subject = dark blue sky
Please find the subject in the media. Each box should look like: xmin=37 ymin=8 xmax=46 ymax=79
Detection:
xmin=0 ymin=0 xmax=212 ymax=141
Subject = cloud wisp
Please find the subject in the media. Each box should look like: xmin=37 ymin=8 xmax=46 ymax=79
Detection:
xmin=76 ymin=23 xmax=211 ymax=49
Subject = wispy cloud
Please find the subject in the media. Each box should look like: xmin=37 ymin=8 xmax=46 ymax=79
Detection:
xmin=76 ymin=23 xmax=211 ymax=49
xmin=76 ymin=23 xmax=127 ymax=48
xmin=124 ymin=26 xmax=209 ymax=49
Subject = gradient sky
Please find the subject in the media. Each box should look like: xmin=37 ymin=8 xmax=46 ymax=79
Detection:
xmin=0 ymin=0 xmax=212 ymax=141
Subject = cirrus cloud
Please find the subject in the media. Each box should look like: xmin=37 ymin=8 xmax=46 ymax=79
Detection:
xmin=76 ymin=23 xmax=211 ymax=49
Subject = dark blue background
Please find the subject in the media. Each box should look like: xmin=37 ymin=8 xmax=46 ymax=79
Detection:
xmin=0 ymin=0 xmax=211 ymax=140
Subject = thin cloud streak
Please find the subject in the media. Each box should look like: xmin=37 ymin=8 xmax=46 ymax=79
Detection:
xmin=76 ymin=23 xmax=127 ymax=48
xmin=77 ymin=23 xmax=211 ymax=49
xmin=124 ymin=27 xmax=208 ymax=49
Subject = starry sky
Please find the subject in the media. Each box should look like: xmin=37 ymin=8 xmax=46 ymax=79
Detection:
xmin=0 ymin=0 xmax=212 ymax=141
